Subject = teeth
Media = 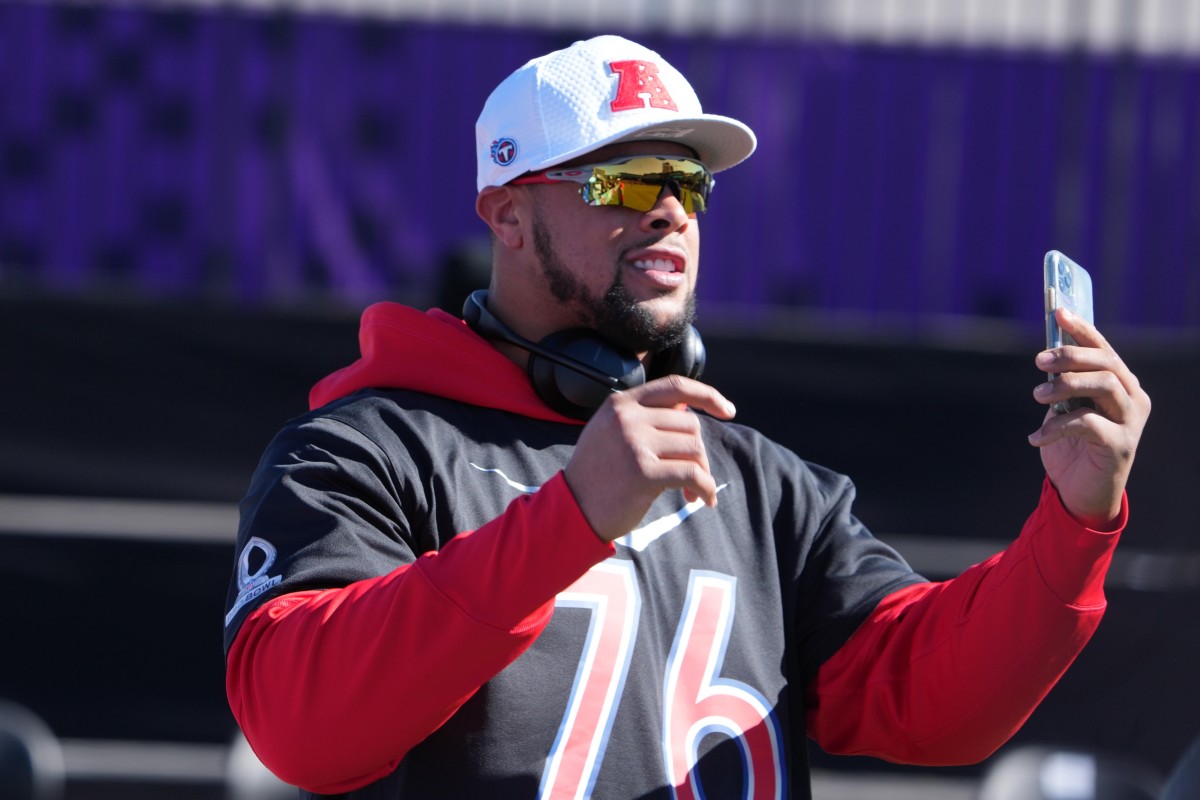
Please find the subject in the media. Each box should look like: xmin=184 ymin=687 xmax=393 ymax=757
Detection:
xmin=632 ymin=258 xmax=677 ymax=272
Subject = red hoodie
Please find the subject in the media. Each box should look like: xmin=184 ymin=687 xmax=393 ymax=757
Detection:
xmin=227 ymin=302 xmax=1124 ymax=794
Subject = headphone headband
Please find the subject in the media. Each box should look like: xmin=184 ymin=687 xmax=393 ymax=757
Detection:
xmin=462 ymin=291 xmax=629 ymax=390
xmin=462 ymin=290 xmax=704 ymax=419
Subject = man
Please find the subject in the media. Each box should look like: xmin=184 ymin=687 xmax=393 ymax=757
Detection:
xmin=224 ymin=35 xmax=1151 ymax=799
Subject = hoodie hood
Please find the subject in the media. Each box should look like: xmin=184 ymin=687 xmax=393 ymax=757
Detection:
xmin=309 ymin=302 xmax=584 ymax=425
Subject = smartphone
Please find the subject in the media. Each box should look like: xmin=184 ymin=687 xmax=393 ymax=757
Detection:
xmin=1044 ymin=250 xmax=1095 ymax=414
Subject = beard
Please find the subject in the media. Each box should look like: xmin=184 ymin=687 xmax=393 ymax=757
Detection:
xmin=531 ymin=212 xmax=696 ymax=355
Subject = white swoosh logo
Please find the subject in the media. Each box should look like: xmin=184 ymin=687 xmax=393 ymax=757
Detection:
xmin=469 ymin=463 xmax=540 ymax=493
xmin=616 ymin=484 xmax=728 ymax=552
xmin=470 ymin=464 xmax=727 ymax=551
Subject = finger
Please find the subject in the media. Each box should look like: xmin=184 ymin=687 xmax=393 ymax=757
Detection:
xmin=635 ymin=427 xmax=717 ymax=505
xmin=1055 ymin=306 xmax=1111 ymax=351
xmin=647 ymin=458 xmax=720 ymax=507
xmin=623 ymin=402 xmax=706 ymax=433
xmin=1027 ymin=405 xmax=1113 ymax=447
xmin=623 ymin=430 xmax=715 ymax=498
xmin=592 ymin=398 xmax=719 ymax=507
xmin=1033 ymin=370 xmax=1130 ymax=423
xmin=1039 ymin=308 xmax=1145 ymax=399
xmin=623 ymin=374 xmax=737 ymax=419
xmin=608 ymin=397 xmax=710 ymax=454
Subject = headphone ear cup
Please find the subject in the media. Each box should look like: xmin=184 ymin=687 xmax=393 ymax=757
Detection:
xmin=647 ymin=325 xmax=706 ymax=382
xmin=462 ymin=290 xmax=485 ymax=328
xmin=462 ymin=289 xmax=501 ymax=338
xmin=529 ymin=330 xmax=645 ymax=419
xmin=464 ymin=290 xmax=702 ymax=420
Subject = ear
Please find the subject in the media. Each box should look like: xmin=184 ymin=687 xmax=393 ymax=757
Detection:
xmin=476 ymin=186 xmax=525 ymax=250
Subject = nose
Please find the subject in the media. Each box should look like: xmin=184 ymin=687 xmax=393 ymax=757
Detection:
xmin=641 ymin=184 xmax=692 ymax=233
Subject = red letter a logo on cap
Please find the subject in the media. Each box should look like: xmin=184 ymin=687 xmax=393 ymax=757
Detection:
xmin=609 ymin=60 xmax=679 ymax=112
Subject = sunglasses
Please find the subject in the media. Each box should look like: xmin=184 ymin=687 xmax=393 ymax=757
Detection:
xmin=510 ymin=155 xmax=714 ymax=214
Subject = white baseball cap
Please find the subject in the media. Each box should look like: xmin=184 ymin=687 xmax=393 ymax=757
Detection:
xmin=475 ymin=35 xmax=757 ymax=192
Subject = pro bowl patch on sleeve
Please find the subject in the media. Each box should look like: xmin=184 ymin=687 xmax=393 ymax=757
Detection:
xmin=225 ymin=536 xmax=283 ymax=627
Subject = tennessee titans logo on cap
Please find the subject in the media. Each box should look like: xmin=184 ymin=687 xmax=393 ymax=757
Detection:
xmin=490 ymin=137 xmax=518 ymax=167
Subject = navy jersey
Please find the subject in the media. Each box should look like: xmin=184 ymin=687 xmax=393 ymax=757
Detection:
xmin=225 ymin=389 xmax=921 ymax=799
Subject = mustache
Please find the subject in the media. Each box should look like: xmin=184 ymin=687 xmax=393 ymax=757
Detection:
xmin=618 ymin=235 xmax=677 ymax=263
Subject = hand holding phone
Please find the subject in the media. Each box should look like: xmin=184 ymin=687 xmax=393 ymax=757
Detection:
xmin=1043 ymin=250 xmax=1095 ymax=414
xmin=1033 ymin=249 xmax=1151 ymax=526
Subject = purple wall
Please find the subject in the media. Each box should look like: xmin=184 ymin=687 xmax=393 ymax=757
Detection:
xmin=1 ymin=2 xmax=1197 ymax=332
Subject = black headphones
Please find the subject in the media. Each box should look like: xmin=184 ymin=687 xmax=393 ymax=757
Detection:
xmin=462 ymin=289 xmax=706 ymax=420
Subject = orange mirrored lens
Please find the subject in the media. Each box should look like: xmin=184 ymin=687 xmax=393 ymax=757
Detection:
xmin=574 ymin=157 xmax=711 ymax=213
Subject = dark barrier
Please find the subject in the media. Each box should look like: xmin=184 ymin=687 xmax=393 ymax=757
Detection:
xmin=0 ymin=295 xmax=1197 ymax=782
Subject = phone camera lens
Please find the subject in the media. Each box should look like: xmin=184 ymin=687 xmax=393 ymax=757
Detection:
xmin=1057 ymin=261 xmax=1073 ymax=295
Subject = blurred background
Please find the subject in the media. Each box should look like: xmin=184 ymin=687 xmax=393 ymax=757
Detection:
xmin=0 ymin=0 xmax=1198 ymax=797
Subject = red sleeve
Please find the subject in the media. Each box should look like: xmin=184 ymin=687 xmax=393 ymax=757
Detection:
xmin=226 ymin=472 xmax=613 ymax=794
xmin=805 ymin=476 xmax=1126 ymax=765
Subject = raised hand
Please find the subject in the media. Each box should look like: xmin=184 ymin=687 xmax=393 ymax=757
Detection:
xmin=563 ymin=375 xmax=737 ymax=543
xmin=1029 ymin=307 xmax=1151 ymax=528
